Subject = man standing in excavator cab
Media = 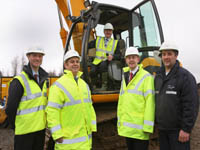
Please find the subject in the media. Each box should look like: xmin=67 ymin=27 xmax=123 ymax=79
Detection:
xmin=46 ymin=50 xmax=96 ymax=150
xmin=155 ymin=41 xmax=199 ymax=150
xmin=6 ymin=47 xmax=48 ymax=150
xmin=117 ymin=47 xmax=155 ymax=150
xmin=88 ymin=23 xmax=120 ymax=89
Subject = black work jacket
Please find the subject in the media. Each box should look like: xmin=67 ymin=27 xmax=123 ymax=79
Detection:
xmin=155 ymin=60 xmax=199 ymax=133
xmin=5 ymin=63 xmax=48 ymax=129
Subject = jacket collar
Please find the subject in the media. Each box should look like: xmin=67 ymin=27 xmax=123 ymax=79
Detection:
xmin=158 ymin=60 xmax=180 ymax=80
xmin=123 ymin=64 xmax=143 ymax=73
xmin=23 ymin=63 xmax=48 ymax=80
xmin=64 ymin=70 xmax=83 ymax=79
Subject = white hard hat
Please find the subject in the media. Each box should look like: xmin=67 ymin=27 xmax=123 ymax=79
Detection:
xmin=64 ymin=50 xmax=80 ymax=62
xmin=125 ymin=47 xmax=139 ymax=57
xmin=159 ymin=41 xmax=179 ymax=53
xmin=26 ymin=46 xmax=45 ymax=55
xmin=104 ymin=23 xmax=114 ymax=30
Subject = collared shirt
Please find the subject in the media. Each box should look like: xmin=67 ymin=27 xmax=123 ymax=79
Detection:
xmin=129 ymin=66 xmax=139 ymax=80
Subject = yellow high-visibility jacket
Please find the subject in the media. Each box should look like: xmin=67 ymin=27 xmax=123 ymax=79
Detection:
xmin=93 ymin=36 xmax=118 ymax=65
xmin=117 ymin=65 xmax=155 ymax=140
xmin=46 ymin=70 xmax=97 ymax=150
xmin=14 ymin=71 xmax=47 ymax=135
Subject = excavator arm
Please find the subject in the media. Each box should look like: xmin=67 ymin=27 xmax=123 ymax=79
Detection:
xmin=55 ymin=0 xmax=86 ymax=53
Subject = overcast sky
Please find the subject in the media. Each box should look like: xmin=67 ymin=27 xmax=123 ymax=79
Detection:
xmin=0 ymin=0 xmax=200 ymax=82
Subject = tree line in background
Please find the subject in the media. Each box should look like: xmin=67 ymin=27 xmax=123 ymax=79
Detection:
xmin=0 ymin=55 xmax=63 ymax=77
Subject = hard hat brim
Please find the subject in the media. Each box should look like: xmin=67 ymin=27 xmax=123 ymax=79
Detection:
xmin=64 ymin=56 xmax=80 ymax=62
xmin=104 ymin=28 xmax=113 ymax=30
xmin=26 ymin=51 xmax=45 ymax=55
xmin=159 ymin=49 xmax=178 ymax=55
xmin=125 ymin=53 xmax=139 ymax=58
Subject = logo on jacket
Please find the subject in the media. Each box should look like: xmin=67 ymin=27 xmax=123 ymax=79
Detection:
xmin=155 ymin=91 xmax=159 ymax=94
xmin=167 ymin=85 xmax=175 ymax=90
xmin=165 ymin=85 xmax=177 ymax=95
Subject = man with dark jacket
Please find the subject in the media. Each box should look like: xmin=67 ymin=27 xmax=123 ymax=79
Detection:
xmin=155 ymin=41 xmax=199 ymax=150
xmin=6 ymin=46 xmax=48 ymax=150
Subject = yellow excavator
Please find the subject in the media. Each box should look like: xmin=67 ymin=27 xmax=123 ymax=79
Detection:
xmin=0 ymin=0 xmax=163 ymax=149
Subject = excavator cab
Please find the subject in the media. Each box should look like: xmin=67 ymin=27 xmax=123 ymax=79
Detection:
xmin=64 ymin=0 xmax=163 ymax=102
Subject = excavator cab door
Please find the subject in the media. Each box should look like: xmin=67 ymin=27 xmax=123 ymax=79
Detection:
xmin=130 ymin=0 xmax=164 ymax=74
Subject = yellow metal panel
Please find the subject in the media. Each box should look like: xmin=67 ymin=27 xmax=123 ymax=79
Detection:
xmin=141 ymin=57 xmax=160 ymax=68
xmin=69 ymin=0 xmax=85 ymax=16
xmin=0 ymin=77 xmax=12 ymax=124
xmin=50 ymin=77 xmax=58 ymax=85
xmin=1 ymin=77 xmax=12 ymax=102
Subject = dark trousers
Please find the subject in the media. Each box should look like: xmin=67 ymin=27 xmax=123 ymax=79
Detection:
xmin=159 ymin=130 xmax=190 ymax=150
xmin=90 ymin=61 xmax=108 ymax=87
xmin=14 ymin=129 xmax=46 ymax=150
xmin=125 ymin=137 xmax=149 ymax=150
xmin=47 ymin=136 xmax=55 ymax=150
xmin=90 ymin=61 xmax=108 ymax=77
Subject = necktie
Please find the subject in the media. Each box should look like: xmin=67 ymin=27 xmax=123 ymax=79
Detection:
xmin=105 ymin=38 xmax=109 ymax=47
xmin=129 ymin=72 xmax=133 ymax=83
xmin=34 ymin=74 xmax=38 ymax=82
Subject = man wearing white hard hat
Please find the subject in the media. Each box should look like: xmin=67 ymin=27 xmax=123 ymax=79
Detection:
xmin=6 ymin=46 xmax=48 ymax=150
xmin=88 ymin=23 xmax=120 ymax=89
xmin=117 ymin=47 xmax=155 ymax=150
xmin=46 ymin=50 xmax=97 ymax=150
xmin=155 ymin=41 xmax=199 ymax=150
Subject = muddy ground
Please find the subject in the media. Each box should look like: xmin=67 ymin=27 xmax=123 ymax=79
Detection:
xmin=0 ymin=112 xmax=200 ymax=150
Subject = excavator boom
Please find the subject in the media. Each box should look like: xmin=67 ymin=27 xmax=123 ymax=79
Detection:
xmin=56 ymin=0 xmax=87 ymax=53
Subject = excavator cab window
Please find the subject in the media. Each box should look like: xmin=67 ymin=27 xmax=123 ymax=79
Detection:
xmin=132 ymin=1 xmax=161 ymax=47
xmin=131 ymin=1 xmax=163 ymax=74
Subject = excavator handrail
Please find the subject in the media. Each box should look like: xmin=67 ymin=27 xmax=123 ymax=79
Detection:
xmin=64 ymin=17 xmax=82 ymax=55
xmin=138 ymin=46 xmax=160 ymax=52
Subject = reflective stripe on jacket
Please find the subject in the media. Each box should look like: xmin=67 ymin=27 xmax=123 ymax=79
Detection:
xmin=46 ymin=70 xmax=97 ymax=150
xmin=14 ymin=71 xmax=47 ymax=135
xmin=117 ymin=64 xmax=155 ymax=140
xmin=93 ymin=36 xmax=118 ymax=65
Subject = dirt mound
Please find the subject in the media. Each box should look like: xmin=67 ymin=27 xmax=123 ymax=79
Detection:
xmin=0 ymin=129 xmax=14 ymax=150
